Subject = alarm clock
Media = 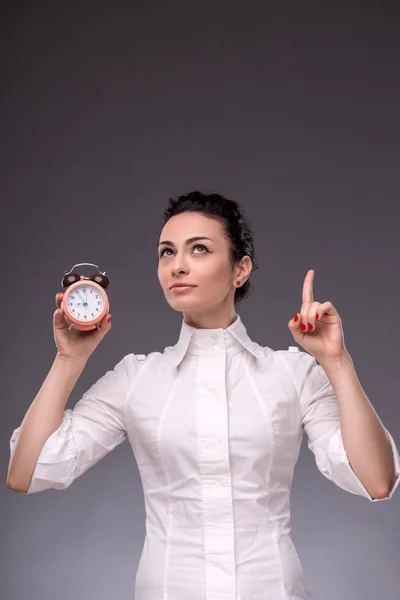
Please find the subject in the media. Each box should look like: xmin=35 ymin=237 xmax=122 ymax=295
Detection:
xmin=60 ymin=263 xmax=110 ymax=332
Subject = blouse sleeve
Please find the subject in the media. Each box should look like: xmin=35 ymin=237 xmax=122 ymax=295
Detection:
xmin=283 ymin=349 xmax=400 ymax=502
xmin=9 ymin=353 xmax=139 ymax=494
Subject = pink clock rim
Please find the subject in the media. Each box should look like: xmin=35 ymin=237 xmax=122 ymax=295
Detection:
xmin=61 ymin=279 xmax=109 ymax=329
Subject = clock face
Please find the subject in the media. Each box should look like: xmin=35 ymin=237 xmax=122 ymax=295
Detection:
xmin=66 ymin=283 xmax=105 ymax=322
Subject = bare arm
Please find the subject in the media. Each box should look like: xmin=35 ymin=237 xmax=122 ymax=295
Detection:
xmin=7 ymin=355 xmax=87 ymax=493
xmin=321 ymin=352 xmax=397 ymax=498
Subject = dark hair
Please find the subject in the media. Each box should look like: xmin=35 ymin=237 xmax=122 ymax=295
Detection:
xmin=160 ymin=190 xmax=258 ymax=304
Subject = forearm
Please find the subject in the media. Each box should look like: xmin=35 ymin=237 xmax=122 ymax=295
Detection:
xmin=7 ymin=354 xmax=87 ymax=493
xmin=320 ymin=352 xmax=396 ymax=498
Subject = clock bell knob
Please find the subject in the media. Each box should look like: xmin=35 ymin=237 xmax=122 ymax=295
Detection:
xmin=61 ymin=272 xmax=81 ymax=288
xmin=90 ymin=273 xmax=109 ymax=289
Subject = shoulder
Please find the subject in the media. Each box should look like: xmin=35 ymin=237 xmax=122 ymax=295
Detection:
xmin=272 ymin=346 xmax=332 ymax=409
xmin=100 ymin=351 xmax=163 ymax=400
xmin=105 ymin=351 xmax=160 ymax=385
xmin=269 ymin=346 xmax=319 ymax=386
xmin=248 ymin=343 xmax=317 ymax=382
xmin=116 ymin=350 xmax=166 ymax=376
xmin=274 ymin=345 xmax=317 ymax=367
xmin=114 ymin=350 xmax=162 ymax=371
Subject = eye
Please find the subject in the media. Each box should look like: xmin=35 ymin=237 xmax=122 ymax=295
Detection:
xmin=159 ymin=244 xmax=209 ymax=258
xmin=159 ymin=247 xmax=172 ymax=258
xmin=193 ymin=244 xmax=208 ymax=254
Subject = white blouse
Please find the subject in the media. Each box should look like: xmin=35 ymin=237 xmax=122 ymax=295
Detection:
xmin=9 ymin=313 xmax=400 ymax=599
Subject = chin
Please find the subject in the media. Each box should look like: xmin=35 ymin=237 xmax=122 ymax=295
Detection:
xmin=167 ymin=294 xmax=200 ymax=306
xmin=169 ymin=298 xmax=197 ymax=306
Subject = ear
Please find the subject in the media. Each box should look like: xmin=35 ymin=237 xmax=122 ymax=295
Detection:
xmin=237 ymin=255 xmax=252 ymax=279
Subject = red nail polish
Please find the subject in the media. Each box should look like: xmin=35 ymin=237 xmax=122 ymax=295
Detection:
xmin=316 ymin=313 xmax=320 ymax=319
xmin=108 ymin=316 xmax=112 ymax=322
xmin=301 ymin=324 xmax=306 ymax=331
xmin=308 ymin=323 xmax=313 ymax=330
xmin=294 ymin=314 xmax=299 ymax=322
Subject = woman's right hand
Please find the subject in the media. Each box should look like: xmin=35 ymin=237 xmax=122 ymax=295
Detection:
xmin=53 ymin=292 xmax=112 ymax=363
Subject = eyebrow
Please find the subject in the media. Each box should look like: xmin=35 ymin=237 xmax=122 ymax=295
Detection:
xmin=158 ymin=236 xmax=213 ymax=248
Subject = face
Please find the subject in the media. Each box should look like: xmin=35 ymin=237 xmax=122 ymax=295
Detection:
xmin=157 ymin=212 xmax=252 ymax=319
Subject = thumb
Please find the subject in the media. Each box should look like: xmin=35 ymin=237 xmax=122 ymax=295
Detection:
xmin=288 ymin=312 xmax=303 ymax=337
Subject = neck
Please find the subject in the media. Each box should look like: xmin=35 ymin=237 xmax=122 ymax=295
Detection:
xmin=183 ymin=309 xmax=238 ymax=330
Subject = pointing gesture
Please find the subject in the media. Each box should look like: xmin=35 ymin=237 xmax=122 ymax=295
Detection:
xmin=302 ymin=268 xmax=315 ymax=305
xmin=288 ymin=269 xmax=349 ymax=367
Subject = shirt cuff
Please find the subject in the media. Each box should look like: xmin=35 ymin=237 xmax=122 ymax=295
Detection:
xmin=328 ymin=427 xmax=400 ymax=502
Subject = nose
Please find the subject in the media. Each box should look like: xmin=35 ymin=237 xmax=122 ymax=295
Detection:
xmin=170 ymin=253 xmax=189 ymax=277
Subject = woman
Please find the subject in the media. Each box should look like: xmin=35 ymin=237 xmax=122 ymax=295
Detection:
xmin=8 ymin=191 xmax=400 ymax=599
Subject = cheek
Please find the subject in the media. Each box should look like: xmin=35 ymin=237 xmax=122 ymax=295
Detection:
xmin=157 ymin=266 xmax=166 ymax=285
xmin=201 ymin=261 xmax=231 ymax=284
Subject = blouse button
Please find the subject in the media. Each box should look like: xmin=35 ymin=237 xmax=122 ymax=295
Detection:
xmin=213 ymin=344 xmax=220 ymax=350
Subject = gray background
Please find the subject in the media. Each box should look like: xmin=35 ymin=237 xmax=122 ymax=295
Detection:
xmin=1 ymin=1 xmax=399 ymax=598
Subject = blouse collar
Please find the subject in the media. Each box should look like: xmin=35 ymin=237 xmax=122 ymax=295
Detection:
xmin=166 ymin=312 xmax=266 ymax=368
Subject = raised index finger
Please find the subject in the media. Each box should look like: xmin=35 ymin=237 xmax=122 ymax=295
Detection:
xmin=302 ymin=269 xmax=314 ymax=305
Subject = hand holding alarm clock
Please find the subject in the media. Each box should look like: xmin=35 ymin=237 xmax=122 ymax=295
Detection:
xmin=53 ymin=263 xmax=112 ymax=363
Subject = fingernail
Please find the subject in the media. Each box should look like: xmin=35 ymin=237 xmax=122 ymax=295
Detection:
xmin=301 ymin=324 xmax=306 ymax=331
xmin=294 ymin=314 xmax=299 ymax=322
xmin=308 ymin=323 xmax=313 ymax=330
xmin=316 ymin=313 xmax=320 ymax=319
xmin=107 ymin=316 xmax=112 ymax=322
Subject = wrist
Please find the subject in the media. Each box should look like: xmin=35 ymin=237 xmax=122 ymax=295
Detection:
xmin=319 ymin=350 xmax=353 ymax=374
xmin=55 ymin=354 xmax=88 ymax=369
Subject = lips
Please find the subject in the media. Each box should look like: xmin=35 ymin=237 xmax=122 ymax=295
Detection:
xmin=170 ymin=284 xmax=196 ymax=289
